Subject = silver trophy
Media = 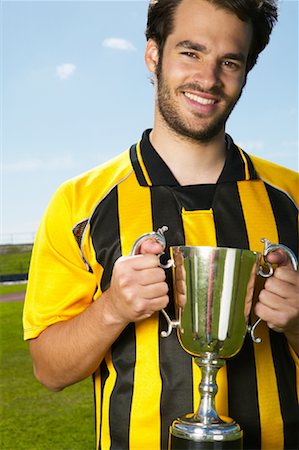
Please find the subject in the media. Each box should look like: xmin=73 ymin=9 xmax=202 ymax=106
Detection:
xmin=131 ymin=228 xmax=297 ymax=450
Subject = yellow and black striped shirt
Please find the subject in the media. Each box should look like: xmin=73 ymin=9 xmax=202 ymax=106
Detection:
xmin=24 ymin=130 xmax=299 ymax=450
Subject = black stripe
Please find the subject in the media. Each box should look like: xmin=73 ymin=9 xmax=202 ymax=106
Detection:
xmin=214 ymin=182 xmax=261 ymax=448
xmin=151 ymin=186 xmax=193 ymax=450
xmin=90 ymin=185 xmax=136 ymax=449
xmin=90 ymin=186 xmax=122 ymax=292
xmin=110 ymin=324 xmax=136 ymax=450
xmin=226 ymin=334 xmax=261 ymax=450
xmin=130 ymin=144 xmax=148 ymax=186
xmin=265 ymin=183 xmax=299 ymax=257
xmin=97 ymin=363 xmax=109 ymax=450
xmin=269 ymin=331 xmax=299 ymax=450
xmin=213 ymin=183 xmax=249 ymax=249
xmin=242 ymin=152 xmax=258 ymax=180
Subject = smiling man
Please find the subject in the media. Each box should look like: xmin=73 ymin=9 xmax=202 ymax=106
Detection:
xmin=23 ymin=1 xmax=299 ymax=450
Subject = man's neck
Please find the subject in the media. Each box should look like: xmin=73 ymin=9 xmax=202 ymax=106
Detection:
xmin=149 ymin=122 xmax=227 ymax=186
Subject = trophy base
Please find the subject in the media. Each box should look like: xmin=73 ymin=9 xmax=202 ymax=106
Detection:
xmin=169 ymin=415 xmax=243 ymax=450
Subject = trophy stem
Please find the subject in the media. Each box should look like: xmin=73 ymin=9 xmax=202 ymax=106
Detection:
xmin=195 ymin=354 xmax=225 ymax=424
xmin=169 ymin=353 xmax=243 ymax=449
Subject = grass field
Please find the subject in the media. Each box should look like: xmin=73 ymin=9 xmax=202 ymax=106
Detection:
xmin=0 ymin=300 xmax=95 ymax=449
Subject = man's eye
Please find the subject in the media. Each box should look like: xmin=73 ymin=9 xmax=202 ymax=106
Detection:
xmin=222 ymin=60 xmax=239 ymax=70
xmin=182 ymin=51 xmax=197 ymax=59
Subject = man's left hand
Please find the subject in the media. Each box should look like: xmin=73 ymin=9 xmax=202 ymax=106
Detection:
xmin=255 ymin=250 xmax=299 ymax=341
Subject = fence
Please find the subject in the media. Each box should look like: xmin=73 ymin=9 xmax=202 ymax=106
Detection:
xmin=0 ymin=233 xmax=36 ymax=245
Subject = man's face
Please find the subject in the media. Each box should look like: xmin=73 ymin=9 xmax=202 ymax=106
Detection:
xmin=151 ymin=0 xmax=252 ymax=142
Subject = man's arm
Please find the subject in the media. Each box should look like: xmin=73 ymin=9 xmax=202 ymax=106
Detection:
xmin=255 ymin=250 xmax=299 ymax=355
xmin=30 ymin=240 xmax=168 ymax=391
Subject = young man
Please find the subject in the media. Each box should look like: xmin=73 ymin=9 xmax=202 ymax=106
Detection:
xmin=23 ymin=1 xmax=299 ymax=449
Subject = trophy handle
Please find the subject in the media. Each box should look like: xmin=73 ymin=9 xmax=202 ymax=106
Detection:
xmin=249 ymin=238 xmax=298 ymax=344
xmin=130 ymin=227 xmax=178 ymax=337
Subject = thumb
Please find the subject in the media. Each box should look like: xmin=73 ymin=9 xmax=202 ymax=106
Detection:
xmin=265 ymin=249 xmax=293 ymax=269
xmin=136 ymin=237 xmax=164 ymax=256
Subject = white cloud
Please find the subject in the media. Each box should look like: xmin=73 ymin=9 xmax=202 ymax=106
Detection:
xmin=102 ymin=37 xmax=136 ymax=51
xmin=56 ymin=63 xmax=76 ymax=80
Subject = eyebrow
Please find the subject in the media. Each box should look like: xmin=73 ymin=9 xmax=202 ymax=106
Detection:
xmin=175 ymin=40 xmax=247 ymax=63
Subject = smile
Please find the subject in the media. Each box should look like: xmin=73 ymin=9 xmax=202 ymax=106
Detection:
xmin=184 ymin=92 xmax=216 ymax=105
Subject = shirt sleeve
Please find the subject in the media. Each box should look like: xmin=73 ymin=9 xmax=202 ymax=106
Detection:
xmin=23 ymin=182 xmax=97 ymax=340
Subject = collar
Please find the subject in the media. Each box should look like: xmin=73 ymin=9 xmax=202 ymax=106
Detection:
xmin=130 ymin=129 xmax=258 ymax=187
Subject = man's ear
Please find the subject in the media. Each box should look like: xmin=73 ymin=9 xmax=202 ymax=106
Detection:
xmin=144 ymin=39 xmax=159 ymax=74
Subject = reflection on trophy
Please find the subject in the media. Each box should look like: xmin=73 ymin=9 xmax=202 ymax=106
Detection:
xmin=131 ymin=229 xmax=298 ymax=450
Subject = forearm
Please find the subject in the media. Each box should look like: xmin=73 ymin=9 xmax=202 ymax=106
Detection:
xmin=30 ymin=289 xmax=128 ymax=391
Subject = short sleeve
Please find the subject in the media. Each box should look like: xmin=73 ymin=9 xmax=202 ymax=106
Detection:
xmin=23 ymin=183 xmax=97 ymax=340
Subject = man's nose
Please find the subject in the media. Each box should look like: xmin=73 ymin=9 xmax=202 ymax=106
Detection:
xmin=193 ymin=61 xmax=221 ymax=91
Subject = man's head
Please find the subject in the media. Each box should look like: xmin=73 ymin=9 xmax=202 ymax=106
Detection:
xmin=144 ymin=0 xmax=278 ymax=143
xmin=146 ymin=0 xmax=278 ymax=74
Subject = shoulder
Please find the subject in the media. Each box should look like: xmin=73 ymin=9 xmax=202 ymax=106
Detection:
xmin=249 ymin=154 xmax=299 ymax=207
xmin=50 ymin=148 xmax=133 ymax=221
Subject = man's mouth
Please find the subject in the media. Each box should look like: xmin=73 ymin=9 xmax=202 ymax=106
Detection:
xmin=184 ymin=91 xmax=217 ymax=105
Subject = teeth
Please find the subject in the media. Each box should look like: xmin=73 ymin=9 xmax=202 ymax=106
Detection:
xmin=184 ymin=92 xmax=216 ymax=105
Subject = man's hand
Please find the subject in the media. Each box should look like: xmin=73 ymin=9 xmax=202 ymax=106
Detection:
xmin=255 ymin=249 xmax=299 ymax=352
xmin=108 ymin=239 xmax=169 ymax=324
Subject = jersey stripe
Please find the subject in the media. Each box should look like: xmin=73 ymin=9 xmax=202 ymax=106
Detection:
xmin=213 ymin=181 xmax=261 ymax=448
xmin=117 ymin=171 xmax=162 ymax=450
xmin=265 ymin=183 xmax=299 ymax=254
xmin=227 ymin=335 xmax=261 ymax=449
xmin=237 ymin=179 xmax=284 ymax=449
xmin=90 ymin=186 xmax=122 ymax=292
xmin=110 ymin=325 xmax=136 ymax=450
xmin=101 ymin=350 xmax=117 ymax=450
xmin=136 ymin=140 xmax=152 ymax=186
xmin=213 ymin=183 xmax=249 ymax=249
xmin=269 ymin=331 xmax=299 ymax=449
xmin=150 ymin=186 xmax=193 ymax=450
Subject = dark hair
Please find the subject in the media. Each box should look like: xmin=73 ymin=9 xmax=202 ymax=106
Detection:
xmin=145 ymin=0 xmax=278 ymax=72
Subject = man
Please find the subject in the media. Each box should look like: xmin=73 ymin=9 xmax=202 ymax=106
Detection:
xmin=23 ymin=1 xmax=299 ymax=449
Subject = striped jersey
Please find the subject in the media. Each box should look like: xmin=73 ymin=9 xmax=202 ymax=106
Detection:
xmin=24 ymin=130 xmax=299 ymax=450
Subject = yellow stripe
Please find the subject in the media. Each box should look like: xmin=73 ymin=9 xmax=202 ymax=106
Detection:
xmin=182 ymin=208 xmax=217 ymax=247
xmin=94 ymin=368 xmax=101 ymax=450
xmin=136 ymin=140 xmax=152 ymax=186
xmin=238 ymin=180 xmax=283 ymax=450
xmin=118 ymin=172 xmax=161 ymax=450
xmin=237 ymin=147 xmax=250 ymax=180
xmin=130 ymin=317 xmax=161 ymax=450
xmin=101 ymin=351 xmax=117 ymax=450
xmin=181 ymin=209 xmax=229 ymax=415
xmin=288 ymin=345 xmax=299 ymax=403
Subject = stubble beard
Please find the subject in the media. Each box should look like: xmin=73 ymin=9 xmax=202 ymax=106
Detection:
xmin=156 ymin=61 xmax=243 ymax=144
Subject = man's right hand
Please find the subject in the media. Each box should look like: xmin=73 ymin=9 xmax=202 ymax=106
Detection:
xmin=108 ymin=239 xmax=169 ymax=324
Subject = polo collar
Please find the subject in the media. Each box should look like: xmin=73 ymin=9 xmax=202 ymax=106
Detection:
xmin=130 ymin=129 xmax=258 ymax=187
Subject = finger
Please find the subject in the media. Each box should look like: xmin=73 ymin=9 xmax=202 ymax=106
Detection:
xmin=117 ymin=254 xmax=160 ymax=271
xmin=258 ymin=288 xmax=285 ymax=311
xmin=139 ymin=267 xmax=166 ymax=285
xmin=272 ymin=266 xmax=299 ymax=285
xmin=263 ymin=276 xmax=298 ymax=300
xmin=140 ymin=281 xmax=169 ymax=299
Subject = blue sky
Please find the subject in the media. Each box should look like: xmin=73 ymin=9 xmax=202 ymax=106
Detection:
xmin=1 ymin=0 xmax=298 ymax=243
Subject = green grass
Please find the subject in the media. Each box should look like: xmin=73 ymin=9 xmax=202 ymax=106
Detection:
xmin=0 ymin=244 xmax=32 ymax=275
xmin=0 ymin=301 xmax=95 ymax=449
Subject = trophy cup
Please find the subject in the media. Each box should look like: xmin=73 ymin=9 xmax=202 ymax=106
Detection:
xmin=131 ymin=228 xmax=297 ymax=450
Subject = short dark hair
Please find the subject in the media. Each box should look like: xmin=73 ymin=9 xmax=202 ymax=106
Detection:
xmin=145 ymin=0 xmax=278 ymax=72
